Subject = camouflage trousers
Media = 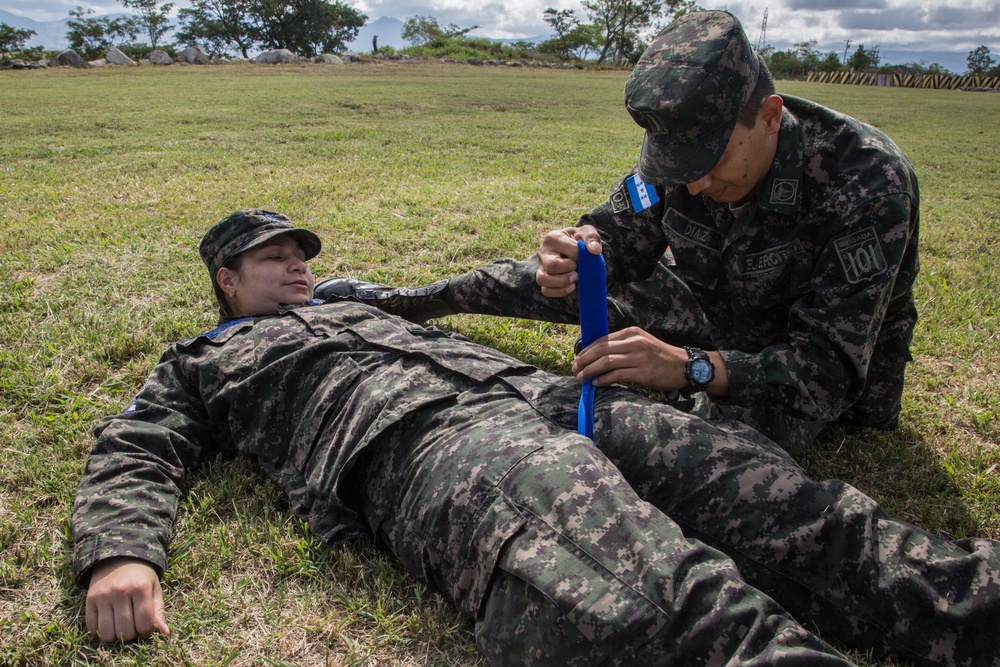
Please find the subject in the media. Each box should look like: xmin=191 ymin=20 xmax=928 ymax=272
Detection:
xmin=359 ymin=373 xmax=1000 ymax=667
xmin=434 ymin=255 xmax=905 ymax=454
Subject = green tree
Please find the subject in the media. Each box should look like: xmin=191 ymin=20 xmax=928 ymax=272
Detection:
xmin=539 ymin=21 xmax=601 ymax=61
xmin=793 ymin=40 xmax=820 ymax=71
xmin=401 ymin=15 xmax=478 ymax=49
xmin=119 ymin=0 xmax=174 ymax=50
xmin=967 ymin=45 xmax=996 ymax=75
xmin=817 ymin=51 xmax=842 ymax=73
xmin=583 ymin=0 xmax=696 ymax=65
xmin=542 ymin=7 xmax=579 ymax=60
xmin=66 ymin=6 xmax=112 ymax=60
xmin=0 ymin=22 xmax=36 ymax=55
xmin=847 ymin=43 xmax=874 ymax=71
xmin=176 ymin=0 xmax=257 ymax=58
xmin=251 ymin=0 xmax=365 ymax=57
xmin=583 ymin=0 xmax=656 ymax=64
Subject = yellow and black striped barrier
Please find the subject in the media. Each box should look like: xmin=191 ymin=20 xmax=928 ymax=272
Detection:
xmin=806 ymin=71 xmax=1000 ymax=89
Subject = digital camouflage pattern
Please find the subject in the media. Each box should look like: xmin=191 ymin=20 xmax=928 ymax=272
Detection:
xmin=625 ymin=10 xmax=760 ymax=186
xmin=73 ymin=303 xmax=998 ymax=666
xmin=410 ymin=94 xmax=919 ymax=453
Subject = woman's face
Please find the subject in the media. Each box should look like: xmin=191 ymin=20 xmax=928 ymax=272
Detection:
xmin=217 ymin=235 xmax=314 ymax=316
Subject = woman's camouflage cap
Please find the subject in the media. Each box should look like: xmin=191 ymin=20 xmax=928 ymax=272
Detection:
xmin=624 ymin=10 xmax=760 ymax=186
xmin=199 ymin=209 xmax=322 ymax=277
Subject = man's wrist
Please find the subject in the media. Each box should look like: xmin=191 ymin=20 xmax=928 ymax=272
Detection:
xmin=683 ymin=346 xmax=715 ymax=391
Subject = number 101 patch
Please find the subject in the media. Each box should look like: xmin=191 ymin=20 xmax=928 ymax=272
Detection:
xmin=834 ymin=227 xmax=888 ymax=284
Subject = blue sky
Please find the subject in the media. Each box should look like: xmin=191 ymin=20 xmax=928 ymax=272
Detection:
xmin=3 ymin=0 xmax=998 ymax=72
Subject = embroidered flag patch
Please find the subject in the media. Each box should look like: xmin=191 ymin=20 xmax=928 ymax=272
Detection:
xmin=625 ymin=174 xmax=660 ymax=214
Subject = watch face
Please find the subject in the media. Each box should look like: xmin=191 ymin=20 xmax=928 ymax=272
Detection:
xmin=690 ymin=359 xmax=714 ymax=384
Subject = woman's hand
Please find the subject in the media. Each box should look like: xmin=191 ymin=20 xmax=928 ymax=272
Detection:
xmin=86 ymin=557 xmax=169 ymax=643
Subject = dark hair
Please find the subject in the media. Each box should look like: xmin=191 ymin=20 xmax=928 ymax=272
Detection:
xmin=211 ymin=253 xmax=244 ymax=318
xmin=736 ymin=54 xmax=776 ymax=128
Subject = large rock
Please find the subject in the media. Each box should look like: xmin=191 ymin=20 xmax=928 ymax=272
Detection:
xmin=177 ymin=45 xmax=211 ymax=64
xmin=106 ymin=46 xmax=135 ymax=66
xmin=316 ymin=53 xmax=343 ymax=64
xmin=55 ymin=49 xmax=86 ymax=68
xmin=146 ymin=49 xmax=173 ymax=65
xmin=88 ymin=59 xmax=107 ymax=68
xmin=255 ymin=49 xmax=297 ymax=64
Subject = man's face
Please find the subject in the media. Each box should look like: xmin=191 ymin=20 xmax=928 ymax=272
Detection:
xmin=685 ymin=95 xmax=782 ymax=205
xmin=220 ymin=235 xmax=315 ymax=316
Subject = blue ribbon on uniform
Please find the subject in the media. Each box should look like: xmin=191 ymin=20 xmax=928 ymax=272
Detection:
xmin=576 ymin=240 xmax=608 ymax=439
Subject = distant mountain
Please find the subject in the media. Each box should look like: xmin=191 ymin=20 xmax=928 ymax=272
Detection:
xmin=346 ymin=16 xmax=552 ymax=53
xmin=0 ymin=8 xmax=71 ymax=50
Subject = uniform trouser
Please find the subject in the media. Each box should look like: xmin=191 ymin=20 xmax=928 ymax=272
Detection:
xmin=360 ymin=380 xmax=854 ymax=666
xmin=436 ymin=255 xmax=905 ymax=453
xmin=360 ymin=375 xmax=1000 ymax=667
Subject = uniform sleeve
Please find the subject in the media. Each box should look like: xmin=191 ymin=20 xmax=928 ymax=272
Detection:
xmin=721 ymin=193 xmax=917 ymax=421
xmin=577 ymin=171 xmax=669 ymax=287
xmin=71 ymin=349 xmax=220 ymax=588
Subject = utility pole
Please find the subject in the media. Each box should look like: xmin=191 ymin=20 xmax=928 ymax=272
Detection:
xmin=843 ymin=39 xmax=852 ymax=63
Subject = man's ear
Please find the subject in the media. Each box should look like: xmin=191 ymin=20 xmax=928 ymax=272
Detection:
xmin=216 ymin=267 xmax=239 ymax=293
xmin=760 ymin=94 xmax=783 ymax=135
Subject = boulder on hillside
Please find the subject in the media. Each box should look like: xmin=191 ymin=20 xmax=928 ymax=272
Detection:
xmin=146 ymin=49 xmax=173 ymax=65
xmin=177 ymin=45 xmax=211 ymax=64
xmin=106 ymin=46 xmax=136 ymax=66
xmin=316 ymin=53 xmax=343 ymax=64
xmin=88 ymin=59 xmax=107 ymax=67
xmin=255 ymin=49 xmax=297 ymax=64
xmin=55 ymin=49 xmax=86 ymax=68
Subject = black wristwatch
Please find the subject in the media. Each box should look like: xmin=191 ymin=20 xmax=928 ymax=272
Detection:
xmin=684 ymin=347 xmax=715 ymax=392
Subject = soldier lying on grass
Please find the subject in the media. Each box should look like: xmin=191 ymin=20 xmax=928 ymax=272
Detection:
xmin=73 ymin=210 xmax=999 ymax=667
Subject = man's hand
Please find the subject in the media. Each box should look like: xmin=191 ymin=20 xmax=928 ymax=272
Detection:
xmin=86 ymin=557 xmax=169 ymax=643
xmin=535 ymin=225 xmax=603 ymax=297
xmin=573 ymin=327 xmax=729 ymax=395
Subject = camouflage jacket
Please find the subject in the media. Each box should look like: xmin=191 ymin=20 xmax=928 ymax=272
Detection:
xmin=71 ymin=302 xmax=536 ymax=587
xmin=589 ymin=95 xmax=920 ymax=422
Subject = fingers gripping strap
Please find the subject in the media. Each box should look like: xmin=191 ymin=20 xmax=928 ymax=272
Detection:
xmin=576 ymin=240 xmax=608 ymax=439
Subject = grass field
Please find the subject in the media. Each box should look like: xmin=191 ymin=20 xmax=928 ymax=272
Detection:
xmin=0 ymin=61 xmax=998 ymax=666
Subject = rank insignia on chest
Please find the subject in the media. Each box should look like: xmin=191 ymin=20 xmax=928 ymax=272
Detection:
xmin=625 ymin=173 xmax=660 ymax=214
xmin=769 ymin=179 xmax=798 ymax=206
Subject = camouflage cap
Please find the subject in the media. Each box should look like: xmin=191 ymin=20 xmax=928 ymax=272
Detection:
xmin=199 ymin=209 xmax=322 ymax=278
xmin=624 ymin=10 xmax=760 ymax=186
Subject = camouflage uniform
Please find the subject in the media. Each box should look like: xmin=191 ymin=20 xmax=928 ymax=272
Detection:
xmin=360 ymin=12 xmax=919 ymax=453
xmin=435 ymin=92 xmax=919 ymax=453
xmin=73 ymin=302 xmax=999 ymax=667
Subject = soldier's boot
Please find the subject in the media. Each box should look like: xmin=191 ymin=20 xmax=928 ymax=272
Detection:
xmin=313 ymin=277 xmax=455 ymax=323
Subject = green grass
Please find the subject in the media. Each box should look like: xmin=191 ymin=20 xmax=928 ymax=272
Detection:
xmin=0 ymin=62 xmax=997 ymax=666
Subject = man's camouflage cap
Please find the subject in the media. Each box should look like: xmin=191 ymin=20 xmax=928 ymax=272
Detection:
xmin=625 ymin=10 xmax=760 ymax=186
xmin=200 ymin=209 xmax=322 ymax=277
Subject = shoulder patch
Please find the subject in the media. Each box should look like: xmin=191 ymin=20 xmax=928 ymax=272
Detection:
xmin=834 ymin=227 xmax=888 ymax=284
xmin=625 ymin=173 xmax=660 ymax=214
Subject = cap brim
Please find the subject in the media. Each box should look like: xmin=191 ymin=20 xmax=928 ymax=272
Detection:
xmin=636 ymin=119 xmax=736 ymax=187
xmin=239 ymin=227 xmax=322 ymax=262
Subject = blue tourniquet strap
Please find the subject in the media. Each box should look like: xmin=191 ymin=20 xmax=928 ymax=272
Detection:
xmin=576 ymin=240 xmax=608 ymax=439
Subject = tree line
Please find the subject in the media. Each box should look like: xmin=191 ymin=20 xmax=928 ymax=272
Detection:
xmin=1 ymin=0 xmax=998 ymax=77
